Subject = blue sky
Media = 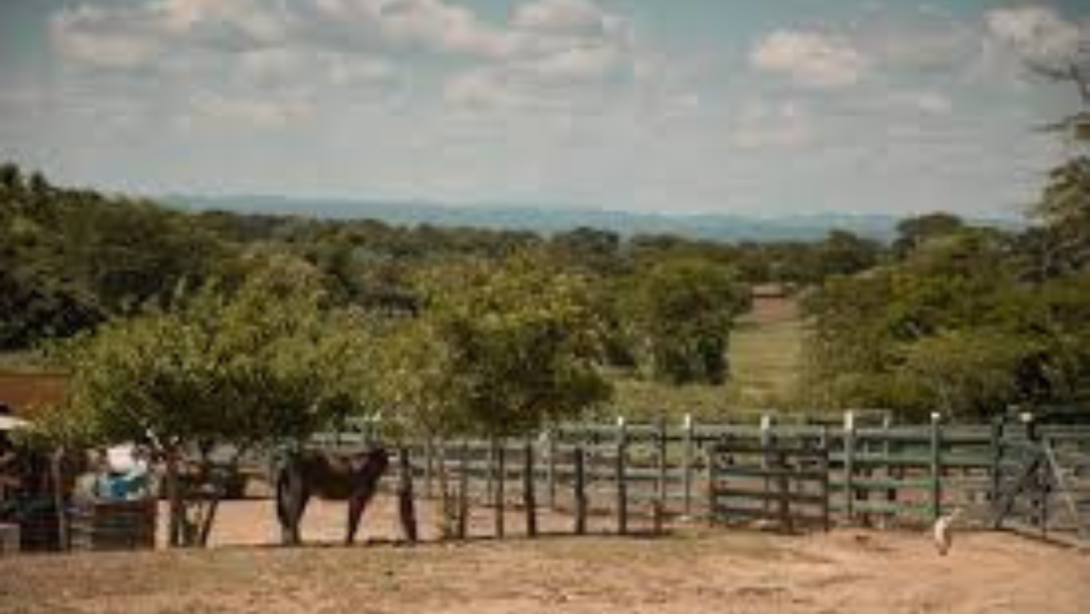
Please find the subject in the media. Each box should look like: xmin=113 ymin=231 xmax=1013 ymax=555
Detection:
xmin=0 ymin=0 xmax=1086 ymax=218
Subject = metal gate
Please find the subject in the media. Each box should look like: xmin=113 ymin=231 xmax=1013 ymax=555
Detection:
xmin=991 ymin=419 xmax=1090 ymax=547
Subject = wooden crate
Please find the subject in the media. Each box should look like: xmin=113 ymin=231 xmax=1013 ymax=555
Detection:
xmin=69 ymin=499 xmax=157 ymax=551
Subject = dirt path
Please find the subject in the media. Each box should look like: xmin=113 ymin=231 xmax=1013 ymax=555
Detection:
xmin=3 ymin=500 xmax=1087 ymax=614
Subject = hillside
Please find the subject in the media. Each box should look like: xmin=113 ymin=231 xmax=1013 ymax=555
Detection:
xmin=166 ymin=194 xmax=916 ymax=242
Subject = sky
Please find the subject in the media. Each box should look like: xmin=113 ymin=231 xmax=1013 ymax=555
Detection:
xmin=0 ymin=0 xmax=1087 ymax=218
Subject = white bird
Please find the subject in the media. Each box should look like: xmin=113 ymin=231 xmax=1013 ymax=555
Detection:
xmin=933 ymin=507 xmax=963 ymax=556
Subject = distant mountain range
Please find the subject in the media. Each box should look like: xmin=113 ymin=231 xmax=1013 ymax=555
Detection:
xmin=163 ymin=194 xmax=1022 ymax=243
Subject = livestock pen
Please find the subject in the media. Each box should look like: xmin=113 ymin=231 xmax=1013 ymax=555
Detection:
xmin=307 ymin=409 xmax=1090 ymax=548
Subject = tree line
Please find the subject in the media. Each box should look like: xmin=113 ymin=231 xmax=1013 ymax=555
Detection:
xmin=801 ymin=63 xmax=1090 ymax=420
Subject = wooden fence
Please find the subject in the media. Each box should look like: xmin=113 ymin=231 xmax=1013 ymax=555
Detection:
xmin=709 ymin=429 xmax=830 ymax=532
xmin=307 ymin=411 xmax=1090 ymax=546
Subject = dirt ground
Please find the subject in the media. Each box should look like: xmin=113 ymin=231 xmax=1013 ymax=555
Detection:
xmin=2 ymin=497 xmax=1088 ymax=614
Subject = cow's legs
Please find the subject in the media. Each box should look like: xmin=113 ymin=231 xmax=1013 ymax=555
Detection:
xmin=291 ymin=489 xmax=309 ymax=545
xmin=347 ymin=493 xmax=366 ymax=545
xmin=280 ymin=464 xmax=309 ymax=546
xmin=346 ymin=474 xmax=382 ymax=545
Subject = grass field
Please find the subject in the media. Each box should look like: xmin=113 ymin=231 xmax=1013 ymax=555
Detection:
xmin=729 ymin=294 xmax=804 ymax=406
xmin=606 ymin=295 xmax=806 ymax=420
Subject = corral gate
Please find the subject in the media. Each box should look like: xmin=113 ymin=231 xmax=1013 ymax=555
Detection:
xmin=991 ymin=418 xmax=1090 ymax=547
xmin=708 ymin=433 xmax=830 ymax=533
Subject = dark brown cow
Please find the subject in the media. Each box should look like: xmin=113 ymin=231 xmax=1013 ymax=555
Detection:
xmin=275 ymin=447 xmax=389 ymax=546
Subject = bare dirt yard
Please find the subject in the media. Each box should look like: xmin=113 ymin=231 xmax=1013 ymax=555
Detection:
xmin=2 ymin=497 xmax=1087 ymax=614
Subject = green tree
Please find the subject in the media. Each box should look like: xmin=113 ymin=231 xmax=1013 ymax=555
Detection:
xmin=802 ymin=221 xmax=1088 ymax=417
xmin=901 ymin=330 xmax=1032 ymax=419
xmin=373 ymin=318 xmax=463 ymax=439
xmin=549 ymin=227 xmax=624 ymax=275
xmin=812 ymin=230 xmax=881 ymax=279
xmin=633 ymin=258 xmax=745 ymax=385
xmin=1024 ymin=157 xmax=1090 ymax=277
xmin=892 ymin=212 xmax=966 ymax=258
xmin=0 ymin=162 xmax=21 ymax=191
xmin=54 ymin=257 xmax=374 ymax=546
xmin=408 ymin=253 xmax=611 ymax=437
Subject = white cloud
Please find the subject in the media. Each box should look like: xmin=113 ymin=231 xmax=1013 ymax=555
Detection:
xmin=985 ymin=6 xmax=1084 ymax=63
xmin=731 ymin=100 xmax=814 ymax=150
xmin=443 ymin=69 xmax=528 ymax=109
xmin=906 ymin=90 xmax=952 ymax=114
xmin=236 ymin=47 xmax=394 ymax=90
xmin=162 ymin=0 xmax=287 ymax=39
xmin=522 ymin=44 xmax=621 ymax=81
xmin=301 ymin=0 xmax=515 ymax=59
xmin=437 ymin=0 xmax=638 ymax=111
xmin=751 ymin=30 xmax=869 ymax=88
xmin=512 ymin=0 xmax=608 ymax=34
xmin=368 ymin=0 xmax=514 ymax=59
xmin=238 ymin=48 xmax=306 ymax=87
xmin=51 ymin=5 xmax=164 ymax=70
xmin=867 ymin=90 xmax=953 ymax=115
xmin=327 ymin=55 xmax=395 ymax=87
xmin=52 ymin=0 xmax=513 ymax=69
xmin=51 ymin=0 xmax=294 ymax=74
xmin=52 ymin=0 xmax=637 ymax=100
xmin=853 ymin=18 xmax=976 ymax=73
xmin=190 ymin=93 xmax=312 ymax=129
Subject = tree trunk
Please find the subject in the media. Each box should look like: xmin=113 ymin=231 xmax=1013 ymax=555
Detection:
xmin=165 ymin=450 xmax=184 ymax=548
xmin=397 ymin=447 xmax=418 ymax=544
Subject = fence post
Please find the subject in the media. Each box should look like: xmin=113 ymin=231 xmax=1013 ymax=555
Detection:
xmin=574 ymin=444 xmax=587 ymax=535
xmin=682 ymin=414 xmax=694 ymax=517
xmin=494 ymin=437 xmax=505 ymax=539
xmin=457 ymin=440 xmax=469 ymax=540
xmin=929 ymin=412 xmax=943 ymax=521
xmin=1040 ymin=437 xmax=1051 ymax=538
xmin=989 ymin=416 xmax=1003 ymax=518
xmin=656 ymin=415 xmax=668 ymax=516
xmin=1023 ymin=412 xmax=1045 ymax=533
xmin=523 ymin=440 xmax=537 ymax=538
xmin=705 ymin=442 xmax=716 ymax=525
xmin=485 ymin=438 xmax=495 ymax=506
xmin=760 ymin=414 xmax=773 ymax=516
xmin=398 ymin=446 xmax=418 ymax=544
xmin=1023 ymin=411 xmax=1037 ymax=441
xmin=843 ymin=411 xmax=856 ymax=523
xmin=423 ymin=438 xmax=434 ymax=500
xmin=777 ymin=449 xmax=791 ymax=533
xmin=882 ymin=413 xmax=895 ymax=527
xmin=820 ymin=426 xmax=831 ymax=531
xmin=546 ymin=428 xmax=557 ymax=510
xmin=616 ymin=416 xmax=628 ymax=535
